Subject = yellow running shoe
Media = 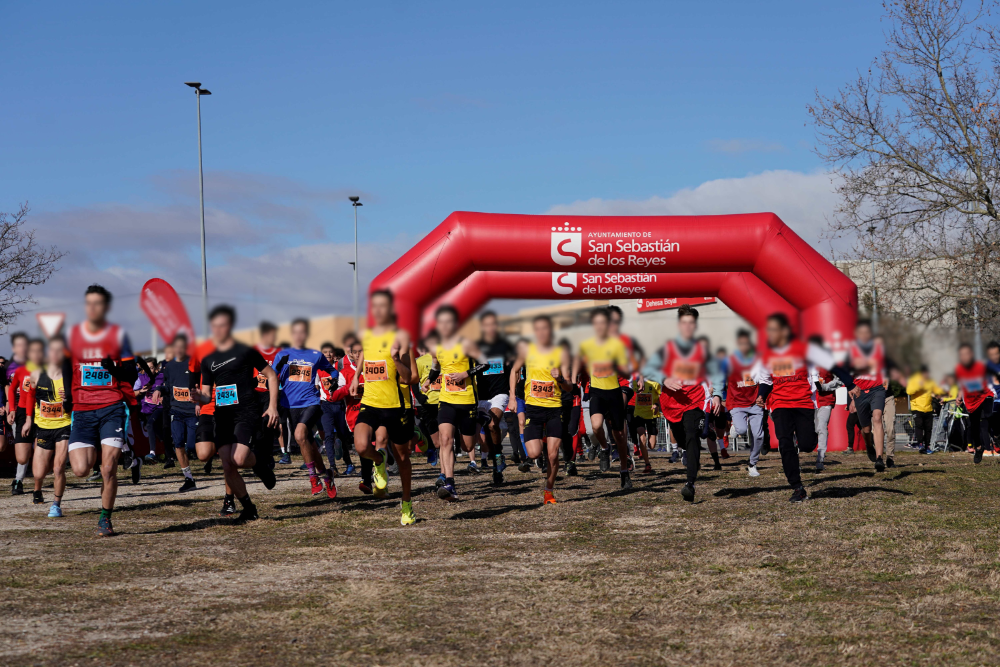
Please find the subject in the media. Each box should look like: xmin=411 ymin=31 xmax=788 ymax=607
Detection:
xmin=373 ymin=486 xmax=388 ymax=499
xmin=373 ymin=450 xmax=388 ymax=491
xmin=400 ymin=500 xmax=416 ymax=525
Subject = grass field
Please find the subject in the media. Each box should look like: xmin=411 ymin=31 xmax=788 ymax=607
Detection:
xmin=1 ymin=446 xmax=999 ymax=666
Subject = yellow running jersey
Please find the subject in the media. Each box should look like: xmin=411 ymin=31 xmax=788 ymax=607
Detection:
xmin=34 ymin=374 xmax=71 ymax=430
xmin=525 ymin=343 xmax=562 ymax=408
xmin=436 ymin=341 xmax=476 ymax=405
xmin=361 ymin=329 xmax=403 ymax=409
xmin=416 ymin=353 xmax=439 ymax=405
xmin=631 ymin=377 xmax=662 ymax=421
xmin=579 ymin=336 xmax=628 ymax=391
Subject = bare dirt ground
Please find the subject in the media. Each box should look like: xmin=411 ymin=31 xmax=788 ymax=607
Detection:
xmin=1 ymin=447 xmax=999 ymax=667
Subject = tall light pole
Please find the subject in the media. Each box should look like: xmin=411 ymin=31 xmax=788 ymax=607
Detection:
xmin=868 ymin=224 xmax=878 ymax=334
xmin=349 ymin=196 xmax=362 ymax=331
xmin=185 ymin=82 xmax=212 ymax=336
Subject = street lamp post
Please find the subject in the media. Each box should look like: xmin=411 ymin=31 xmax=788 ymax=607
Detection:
xmin=868 ymin=224 xmax=878 ymax=334
xmin=185 ymin=82 xmax=212 ymax=336
xmin=349 ymin=196 xmax=362 ymax=331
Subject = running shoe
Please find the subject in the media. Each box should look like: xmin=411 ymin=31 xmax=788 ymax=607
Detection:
xmin=491 ymin=466 xmax=504 ymax=487
xmin=815 ymin=455 xmax=824 ymax=472
xmin=586 ymin=441 xmax=597 ymax=461
xmin=626 ymin=457 xmax=635 ymax=472
xmin=143 ymin=454 xmax=157 ymax=464
xmin=236 ymin=504 xmax=259 ymax=522
xmin=566 ymin=461 xmax=578 ymax=476
xmin=400 ymin=500 xmax=416 ymax=525
xmin=47 ymin=503 xmax=63 ymax=518
xmin=680 ymin=482 xmax=695 ymax=502
xmin=517 ymin=460 xmax=532 ymax=473
xmin=467 ymin=460 xmax=480 ymax=474
xmin=866 ymin=439 xmax=877 ymax=462
xmin=610 ymin=449 xmax=620 ymax=462
xmin=641 ymin=464 xmax=653 ymax=475
xmin=387 ymin=462 xmax=400 ymax=476
xmin=670 ymin=450 xmax=679 ymax=464
xmin=789 ymin=486 xmax=808 ymax=503
xmin=220 ymin=496 xmax=237 ymax=517
xmin=278 ymin=453 xmax=292 ymax=465
xmin=543 ymin=490 xmax=557 ymax=505
xmin=88 ymin=469 xmax=103 ymax=481
xmin=131 ymin=458 xmax=142 ymax=485
xmin=204 ymin=458 xmax=213 ymax=475
xmin=32 ymin=490 xmax=43 ymax=504
xmin=435 ymin=473 xmax=447 ymax=488
xmin=179 ymin=478 xmax=197 ymax=493
xmin=310 ymin=475 xmax=324 ymax=495
xmin=620 ymin=470 xmax=632 ymax=490
xmin=974 ymin=448 xmax=984 ymax=465
xmin=358 ymin=480 xmax=373 ymax=495
xmin=919 ymin=446 xmax=931 ymax=455
xmin=598 ymin=448 xmax=610 ymax=473
xmin=713 ymin=461 xmax=723 ymax=471
xmin=495 ymin=453 xmax=507 ymax=474
xmin=96 ymin=515 xmax=115 ymax=537
xmin=373 ymin=486 xmax=388 ymax=499
xmin=426 ymin=447 xmax=439 ymax=467
xmin=299 ymin=463 xmax=309 ymax=471
xmin=323 ymin=474 xmax=337 ymax=499
xmin=720 ymin=448 xmax=730 ymax=460
xmin=874 ymin=456 xmax=885 ymax=473
xmin=373 ymin=451 xmax=388 ymax=491
xmin=344 ymin=464 xmax=356 ymax=476
xmin=437 ymin=482 xmax=458 ymax=502
xmin=120 ymin=450 xmax=132 ymax=470
xmin=162 ymin=459 xmax=175 ymax=469
xmin=254 ymin=462 xmax=277 ymax=490
xmin=885 ymin=457 xmax=895 ymax=469
xmin=747 ymin=465 xmax=760 ymax=477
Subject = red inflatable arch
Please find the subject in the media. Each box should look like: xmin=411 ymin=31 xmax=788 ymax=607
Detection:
xmin=420 ymin=271 xmax=799 ymax=341
xmin=370 ymin=212 xmax=857 ymax=350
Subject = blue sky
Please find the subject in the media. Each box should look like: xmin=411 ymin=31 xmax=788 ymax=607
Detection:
xmin=0 ymin=0 xmax=885 ymax=346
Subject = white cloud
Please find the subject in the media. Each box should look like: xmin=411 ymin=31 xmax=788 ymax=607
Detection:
xmin=546 ymin=169 xmax=843 ymax=250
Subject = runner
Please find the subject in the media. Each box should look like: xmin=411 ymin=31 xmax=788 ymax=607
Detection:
xmin=955 ymin=342 xmax=992 ymax=463
xmin=330 ymin=338 xmax=365 ymax=484
xmin=573 ymin=308 xmax=633 ymax=489
xmin=23 ymin=335 xmax=72 ymax=514
xmin=273 ymin=319 xmax=339 ymax=499
xmin=66 ymin=285 xmax=137 ymax=537
xmin=811 ymin=335 xmax=842 ymax=472
xmin=8 ymin=337 xmax=43 ymax=498
xmin=559 ymin=339 xmax=583 ymax=476
xmin=726 ymin=329 xmax=766 ymax=477
xmin=630 ymin=373 xmax=661 ymax=474
xmin=644 ymin=305 xmax=723 ymax=502
xmin=430 ymin=305 xmax=484 ymax=501
xmin=3 ymin=332 xmax=29 ymax=493
xmin=318 ymin=342 xmax=346 ymax=473
xmin=254 ymin=321 xmax=282 ymax=469
xmin=161 ymin=333 xmax=199 ymax=492
xmin=508 ymin=315 xmax=572 ymax=503
xmin=193 ymin=305 xmax=279 ymax=522
xmin=415 ymin=331 xmax=442 ymax=471
xmin=348 ymin=290 xmax=416 ymax=524
xmin=847 ymin=320 xmax=889 ymax=472
xmin=475 ymin=311 xmax=515 ymax=486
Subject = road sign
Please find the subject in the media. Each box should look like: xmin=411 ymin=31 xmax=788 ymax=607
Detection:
xmin=36 ymin=312 xmax=66 ymax=339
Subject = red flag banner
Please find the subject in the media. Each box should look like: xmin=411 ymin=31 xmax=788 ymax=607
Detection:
xmin=140 ymin=278 xmax=196 ymax=343
xmin=636 ymin=296 xmax=716 ymax=313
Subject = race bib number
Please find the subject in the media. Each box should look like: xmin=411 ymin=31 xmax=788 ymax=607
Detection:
xmin=256 ymin=373 xmax=268 ymax=390
xmin=172 ymin=386 xmax=191 ymax=402
xmin=81 ymin=364 xmax=113 ymax=387
xmin=962 ymin=378 xmax=985 ymax=393
xmin=671 ymin=360 xmax=699 ymax=382
xmin=40 ymin=400 xmax=64 ymax=420
xmin=738 ymin=372 xmax=756 ymax=388
xmin=444 ymin=374 xmax=467 ymax=392
xmin=484 ymin=357 xmax=504 ymax=376
xmin=529 ymin=379 xmax=555 ymax=400
xmin=770 ymin=357 xmax=795 ymax=378
xmin=428 ymin=378 xmax=441 ymax=392
xmin=636 ymin=393 xmax=653 ymax=407
xmin=365 ymin=360 xmax=389 ymax=382
xmin=321 ymin=376 xmax=333 ymax=392
xmin=21 ymin=378 xmax=31 ymax=392
xmin=591 ymin=360 xmax=614 ymax=379
xmin=215 ymin=384 xmax=239 ymax=406
xmin=288 ymin=364 xmax=312 ymax=383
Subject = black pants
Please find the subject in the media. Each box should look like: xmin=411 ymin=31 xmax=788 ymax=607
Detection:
xmin=912 ymin=410 xmax=934 ymax=447
xmin=771 ymin=407 xmax=817 ymax=489
xmin=560 ymin=403 xmax=580 ymax=463
xmin=667 ymin=409 xmax=706 ymax=485
xmin=846 ymin=411 xmax=860 ymax=450
xmin=969 ymin=398 xmax=994 ymax=451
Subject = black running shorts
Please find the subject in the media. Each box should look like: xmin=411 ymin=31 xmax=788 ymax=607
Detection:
xmin=195 ymin=414 xmax=215 ymax=443
xmin=356 ymin=405 xmax=412 ymax=445
xmin=854 ymin=385 xmax=886 ymax=429
xmin=437 ymin=402 xmax=477 ymax=437
xmin=588 ymin=387 xmax=626 ymax=431
xmin=523 ymin=404 xmax=562 ymax=441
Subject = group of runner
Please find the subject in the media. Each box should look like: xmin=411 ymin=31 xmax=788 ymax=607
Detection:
xmin=0 ymin=284 xmax=993 ymax=535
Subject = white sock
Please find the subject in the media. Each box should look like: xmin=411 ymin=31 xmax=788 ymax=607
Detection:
xmin=130 ymin=457 xmax=141 ymax=469
xmin=182 ymin=467 xmax=194 ymax=480
xmin=15 ymin=463 xmax=26 ymax=481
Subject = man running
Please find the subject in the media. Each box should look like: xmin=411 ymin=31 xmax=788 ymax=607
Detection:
xmin=847 ymin=320 xmax=889 ymax=472
xmin=415 ymin=332 xmax=442 ymax=469
xmin=630 ymin=373 xmax=661 ymax=474
xmin=475 ymin=310 xmax=515 ymax=486
xmin=349 ymin=290 xmax=415 ymax=525
xmin=8 ymin=337 xmax=43 ymax=498
xmin=193 ymin=305 xmax=279 ymax=522
xmin=573 ymin=307 xmax=633 ymax=489
xmin=162 ymin=333 xmax=199 ymax=492
xmin=811 ymin=335 xmax=842 ymax=472
xmin=24 ymin=335 xmax=73 ymax=514
xmin=430 ymin=305 xmax=484 ymax=501
xmin=643 ymin=305 xmax=723 ymax=502
xmin=66 ymin=285 xmax=137 ymax=537
xmin=508 ymin=315 xmax=572 ymax=504
xmin=274 ymin=318 xmax=338 ymax=499
xmin=955 ymin=342 xmax=993 ymax=464
xmin=726 ymin=329 xmax=766 ymax=477
xmin=254 ymin=321 xmax=281 ymax=469
xmin=3 ymin=332 xmax=29 ymax=492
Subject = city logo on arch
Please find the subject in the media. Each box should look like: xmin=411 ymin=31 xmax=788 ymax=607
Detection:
xmin=550 ymin=222 xmax=582 ymax=266
xmin=551 ymin=272 xmax=577 ymax=295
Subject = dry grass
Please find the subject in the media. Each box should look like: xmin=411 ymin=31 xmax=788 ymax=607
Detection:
xmin=2 ymin=447 xmax=999 ymax=666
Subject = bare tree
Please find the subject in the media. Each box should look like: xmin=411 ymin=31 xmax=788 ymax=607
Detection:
xmin=0 ymin=203 xmax=66 ymax=330
xmin=810 ymin=0 xmax=1000 ymax=331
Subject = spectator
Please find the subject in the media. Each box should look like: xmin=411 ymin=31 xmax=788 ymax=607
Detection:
xmin=906 ymin=365 xmax=941 ymax=454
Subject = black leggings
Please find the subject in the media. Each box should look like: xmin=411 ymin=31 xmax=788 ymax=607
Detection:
xmin=912 ymin=411 xmax=934 ymax=447
xmin=969 ymin=398 xmax=994 ymax=452
xmin=771 ymin=407 xmax=817 ymax=489
xmin=846 ymin=411 xmax=860 ymax=449
xmin=667 ymin=409 xmax=706 ymax=485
